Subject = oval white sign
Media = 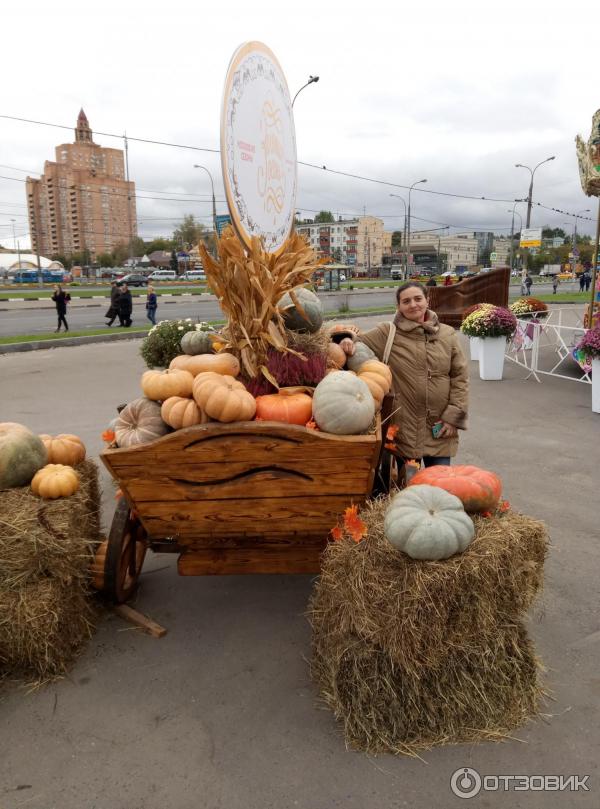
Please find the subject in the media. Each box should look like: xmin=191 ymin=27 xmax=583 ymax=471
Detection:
xmin=220 ymin=41 xmax=297 ymax=254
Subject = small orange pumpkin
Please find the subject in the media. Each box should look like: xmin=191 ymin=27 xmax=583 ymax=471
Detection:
xmin=327 ymin=342 xmax=347 ymax=369
xmin=160 ymin=396 xmax=209 ymax=429
xmin=31 ymin=464 xmax=80 ymax=499
xmin=408 ymin=465 xmax=502 ymax=514
xmin=192 ymin=372 xmax=256 ymax=422
xmin=255 ymin=392 xmax=313 ymax=425
xmin=141 ymin=368 xmax=194 ymax=401
xmin=39 ymin=433 xmax=86 ymax=466
xmin=169 ymin=352 xmax=240 ymax=378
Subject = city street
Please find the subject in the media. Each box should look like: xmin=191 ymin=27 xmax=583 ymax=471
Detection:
xmin=0 ymin=331 xmax=598 ymax=809
xmin=0 ymin=281 xmax=585 ymax=337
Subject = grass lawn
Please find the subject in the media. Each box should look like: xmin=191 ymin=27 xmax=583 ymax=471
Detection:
xmin=0 ymin=285 xmax=208 ymax=300
xmin=509 ymin=291 xmax=590 ymax=303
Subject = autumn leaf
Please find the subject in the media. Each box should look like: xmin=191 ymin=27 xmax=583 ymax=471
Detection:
xmin=386 ymin=424 xmax=399 ymax=442
xmin=481 ymin=510 xmax=492 ymax=518
xmin=384 ymin=443 xmax=396 ymax=451
xmin=330 ymin=525 xmax=343 ymax=541
xmin=102 ymin=429 xmax=115 ymax=443
xmin=305 ymin=420 xmax=319 ymax=430
xmin=498 ymin=500 xmax=511 ymax=513
xmin=343 ymin=504 xmax=368 ymax=543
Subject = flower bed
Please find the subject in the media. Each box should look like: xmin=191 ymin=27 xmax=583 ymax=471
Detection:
xmin=460 ymin=305 xmax=517 ymax=339
xmin=510 ymin=297 xmax=549 ymax=318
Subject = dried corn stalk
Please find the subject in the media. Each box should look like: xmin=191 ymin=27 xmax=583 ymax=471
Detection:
xmin=199 ymin=227 xmax=326 ymax=379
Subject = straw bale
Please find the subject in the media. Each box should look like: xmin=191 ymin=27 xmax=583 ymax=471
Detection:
xmin=308 ymin=498 xmax=548 ymax=755
xmin=0 ymin=577 xmax=95 ymax=679
xmin=0 ymin=459 xmax=100 ymax=588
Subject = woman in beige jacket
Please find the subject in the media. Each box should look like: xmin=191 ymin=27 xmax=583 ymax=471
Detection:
xmin=340 ymin=281 xmax=469 ymax=467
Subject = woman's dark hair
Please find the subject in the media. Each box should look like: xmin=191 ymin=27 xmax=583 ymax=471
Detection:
xmin=395 ymin=281 xmax=428 ymax=304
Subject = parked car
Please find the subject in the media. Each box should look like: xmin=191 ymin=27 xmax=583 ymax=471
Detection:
xmin=116 ymin=273 xmax=148 ymax=287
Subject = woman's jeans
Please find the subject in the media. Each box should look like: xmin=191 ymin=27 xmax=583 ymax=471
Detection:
xmin=423 ymin=456 xmax=451 ymax=467
xmin=146 ymin=307 xmax=157 ymax=325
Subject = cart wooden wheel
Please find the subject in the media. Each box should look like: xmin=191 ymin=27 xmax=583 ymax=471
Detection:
xmin=103 ymin=498 xmax=148 ymax=604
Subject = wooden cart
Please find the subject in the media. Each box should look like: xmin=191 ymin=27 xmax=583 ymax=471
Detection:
xmin=99 ymin=419 xmax=382 ymax=603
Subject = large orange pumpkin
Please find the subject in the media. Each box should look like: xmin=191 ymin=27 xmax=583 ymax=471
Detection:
xmin=169 ymin=352 xmax=240 ymax=378
xmin=255 ymin=392 xmax=313 ymax=425
xmin=39 ymin=433 xmax=86 ymax=466
xmin=192 ymin=372 xmax=256 ymax=422
xmin=408 ymin=465 xmax=502 ymax=514
xmin=141 ymin=368 xmax=194 ymax=401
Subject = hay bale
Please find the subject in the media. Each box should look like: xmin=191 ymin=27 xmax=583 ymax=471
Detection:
xmin=308 ymin=499 xmax=548 ymax=755
xmin=0 ymin=459 xmax=101 ymax=679
xmin=0 ymin=578 xmax=95 ymax=679
xmin=0 ymin=459 xmax=100 ymax=588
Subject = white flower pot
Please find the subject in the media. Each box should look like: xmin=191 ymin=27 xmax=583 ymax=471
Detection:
xmin=592 ymin=358 xmax=600 ymax=414
xmin=479 ymin=336 xmax=506 ymax=380
xmin=469 ymin=337 xmax=481 ymax=361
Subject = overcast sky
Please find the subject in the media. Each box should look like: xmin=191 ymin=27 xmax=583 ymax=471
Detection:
xmin=2 ymin=0 xmax=599 ymax=252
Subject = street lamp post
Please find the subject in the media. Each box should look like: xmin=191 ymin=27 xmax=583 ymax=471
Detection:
xmin=406 ymin=179 xmax=427 ymax=280
xmin=193 ymin=164 xmax=217 ymax=255
xmin=389 ymin=193 xmax=407 ymax=278
xmin=508 ymin=201 xmax=523 ymax=271
xmin=515 ymin=156 xmax=555 ymax=270
xmin=10 ymin=219 xmax=22 ymax=274
xmin=292 ymin=75 xmax=319 ymax=107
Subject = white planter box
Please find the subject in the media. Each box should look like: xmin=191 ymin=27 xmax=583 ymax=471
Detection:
xmin=479 ymin=336 xmax=507 ymax=380
xmin=469 ymin=337 xmax=481 ymax=361
xmin=593 ymin=358 xmax=600 ymax=413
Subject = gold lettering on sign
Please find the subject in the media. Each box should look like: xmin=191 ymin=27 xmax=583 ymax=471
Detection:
xmin=257 ymin=100 xmax=285 ymax=217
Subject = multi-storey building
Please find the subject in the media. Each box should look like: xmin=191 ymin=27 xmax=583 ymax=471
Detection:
xmin=491 ymin=236 xmax=512 ymax=268
xmin=296 ymin=216 xmax=390 ymax=273
xmin=408 ymin=232 xmax=479 ymax=271
xmin=26 ymin=110 xmax=136 ymax=260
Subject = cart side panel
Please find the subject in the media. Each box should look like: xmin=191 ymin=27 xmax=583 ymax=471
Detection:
xmin=101 ymin=420 xmax=381 ymax=574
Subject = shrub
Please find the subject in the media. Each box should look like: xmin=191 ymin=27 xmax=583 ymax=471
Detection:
xmin=140 ymin=319 xmax=212 ymax=368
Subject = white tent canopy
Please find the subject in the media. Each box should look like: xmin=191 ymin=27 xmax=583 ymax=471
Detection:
xmin=0 ymin=253 xmax=65 ymax=271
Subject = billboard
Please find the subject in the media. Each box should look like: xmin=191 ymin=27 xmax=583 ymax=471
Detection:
xmin=215 ymin=214 xmax=232 ymax=236
xmin=520 ymin=228 xmax=542 ymax=248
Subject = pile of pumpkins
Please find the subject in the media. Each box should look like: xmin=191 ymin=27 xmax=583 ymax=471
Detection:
xmin=111 ymin=322 xmax=394 ymax=448
xmin=0 ymin=422 xmax=86 ymax=499
xmin=384 ymin=465 xmax=503 ymax=561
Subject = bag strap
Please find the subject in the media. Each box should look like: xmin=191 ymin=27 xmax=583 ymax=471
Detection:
xmin=382 ymin=323 xmax=396 ymax=365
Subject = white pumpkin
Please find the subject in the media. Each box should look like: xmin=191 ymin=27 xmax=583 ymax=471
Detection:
xmin=312 ymin=371 xmax=375 ymax=435
xmin=383 ymin=484 xmax=475 ymax=561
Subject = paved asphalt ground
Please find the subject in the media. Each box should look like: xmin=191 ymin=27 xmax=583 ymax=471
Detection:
xmin=0 ymin=325 xmax=598 ymax=809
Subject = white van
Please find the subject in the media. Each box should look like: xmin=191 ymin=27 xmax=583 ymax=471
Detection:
xmin=148 ymin=269 xmax=177 ymax=282
xmin=181 ymin=269 xmax=206 ymax=282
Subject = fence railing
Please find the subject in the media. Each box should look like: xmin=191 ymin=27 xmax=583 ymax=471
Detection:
xmin=505 ymin=310 xmax=591 ymax=384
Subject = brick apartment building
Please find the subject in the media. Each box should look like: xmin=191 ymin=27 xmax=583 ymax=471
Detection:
xmin=296 ymin=216 xmax=392 ymax=273
xmin=26 ymin=110 xmax=136 ymax=260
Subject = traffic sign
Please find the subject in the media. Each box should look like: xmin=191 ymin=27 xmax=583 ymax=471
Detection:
xmin=490 ymin=252 xmax=497 ymax=261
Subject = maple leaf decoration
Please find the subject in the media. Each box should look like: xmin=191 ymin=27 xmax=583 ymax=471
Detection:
xmin=330 ymin=525 xmax=343 ymax=541
xmin=102 ymin=429 xmax=116 ymax=443
xmin=305 ymin=420 xmax=319 ymax=431
xmin=498 ymin=500 xmax=511 ymax=513
xmin=343 ymin=504 xmax=368 ymax=543
xmin=386 ymin=424 xmax=399 ymax=441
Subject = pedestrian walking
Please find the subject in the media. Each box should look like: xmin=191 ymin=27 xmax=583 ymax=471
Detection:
xmin=584 ymin=272 xmax=592 ymax=292
xmin=105 ymin=281 xmax=121 ymax=326
xmin=443 ymin=274 xmax=453 ymax=286
xmin=552 ymin=275 xmax=560 ymax=294
xmin=524 ymin=273 xmax=533 ymax=296
xmin=145 ymin=285 xmax=157 ymax=325
xmin=118 ymin=283 xmax=133 ymax=327
xmin=579 ymin=273 xmax=586 ymax=292
xmin=425 ymin=276 xmax=437 ymax=287
xmin=51 ymin=284 xmax=70 ymax=332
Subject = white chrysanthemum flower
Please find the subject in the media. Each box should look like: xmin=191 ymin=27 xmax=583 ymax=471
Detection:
xmin=177 ymin=325 xmax=184 ymax=331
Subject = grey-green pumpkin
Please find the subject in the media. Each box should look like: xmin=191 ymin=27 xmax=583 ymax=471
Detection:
xmin=346 ymin=342 xmax=376 ymax=372
xmin=180 ymin=330 xmax=216 ymax=356
xmin=0 ymin=422 xmax=48 ymax=489
xmin=278 ymin=288 xmax=323 ymax=333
